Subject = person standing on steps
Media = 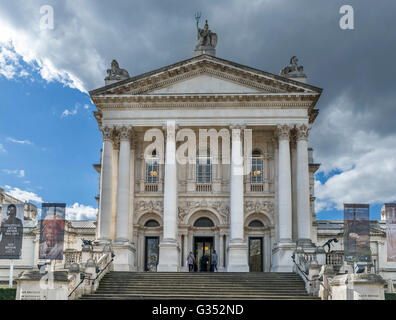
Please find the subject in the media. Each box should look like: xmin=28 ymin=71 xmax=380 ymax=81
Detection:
xmin=211 ymin=250 xmax=218 ymax=272
xmin=187 ymin=251 xmax=195 ymax=272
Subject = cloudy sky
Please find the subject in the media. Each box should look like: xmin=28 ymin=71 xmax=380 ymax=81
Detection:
xmin=0 ymin=0 xmax=395 ymax=220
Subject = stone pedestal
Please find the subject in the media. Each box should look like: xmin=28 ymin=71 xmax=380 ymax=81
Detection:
xmin=271 ymin=242 xmax=295 ymax=272
xmin=157 ymin=240 xmax=180 ymax=272
xmin=112 ymin=243 xmax=136 ymax=271
xmin=227 ymin=241 xmax=249 ymax=272
xmin=16 ymin=271 xmax=70 ymax=300
xmin=329 ymin=274 xmax=386 ymax=300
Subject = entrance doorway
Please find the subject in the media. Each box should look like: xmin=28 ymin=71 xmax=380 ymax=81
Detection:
xmin=145 ymin=237 xmax=159 ymax=271
xmin=249 ymin=237 xmax=263 ymax=272
xmin=194 ymin=236 xmax=214 ymax=272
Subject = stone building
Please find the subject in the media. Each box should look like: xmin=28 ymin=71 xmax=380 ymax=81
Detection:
xmin=89 ymin=22 xmax=323 ymax=273
xmin=0 ymin=188 xmax=96 ymax=282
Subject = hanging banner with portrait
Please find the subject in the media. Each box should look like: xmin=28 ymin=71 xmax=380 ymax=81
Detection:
xmin=344 ymin=204 xmax=371 ymax=262
xmin=385 ymin=203 xmax=396 ymax=262
xmin=0 ymin=204 xmax=24 ymax=259
xmin=39 ymin=203 xmax=66 ymax=260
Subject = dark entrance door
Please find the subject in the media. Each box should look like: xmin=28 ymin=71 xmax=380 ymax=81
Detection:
xmin=194 ymin=237 xmax=214 ymax=272
xmin=249 ymin=237 xmax=263 ymax=272
xmin=145 ymin=237 xmax=159 ymax=271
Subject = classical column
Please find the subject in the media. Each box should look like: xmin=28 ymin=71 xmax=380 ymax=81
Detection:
xmin=157 ymin=121 xmax=179 ymax=271
xmin=271 ymin=124 xmax=294 ymax=272
xmin=112 ymin=126 xmax=136 ymax=271
xmin=295 ymin=124 xmax=312 ymax=245
xmin=277 ymin=124 xmax=292 ymax=241
xmin=98 ymin=126 xmax=114 ymax=243
xmin=115 ymin=126 xmax=132 ymax=243
xmin=227 ymin=126 xmax=249 ymax=272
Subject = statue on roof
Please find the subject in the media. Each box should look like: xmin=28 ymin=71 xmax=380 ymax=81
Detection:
xmin=280 ymin=56 xmax=304 ymax=76
xmin=194 ymin=13 xmax=217 ymax=56
xmin=105 ymin=59 xmax=129 ymax=81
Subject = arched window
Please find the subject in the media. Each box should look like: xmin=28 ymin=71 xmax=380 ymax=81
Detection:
xmin=194 ymin=217 xmax=214 ymax=227
xmin=196 ymin=149 xmax=212 ymax=183
xmin=251 ymin=149 xmax=263 ymax=184
xmin=146 ymin=150 xmax=159 ymax=183
xmin=144 ymin=219 xmax=160 ymax=227
xmin=249 ymin=220 xmax=265 ymax=227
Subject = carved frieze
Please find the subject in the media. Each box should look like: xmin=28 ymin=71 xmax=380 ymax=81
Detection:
xmin=244 ymin=200 xmax=274 ymax=216
xmin=177 ymin=200 xmax=230 ymax=225
xmin=135 ymin=200 xmax=163 ymax=214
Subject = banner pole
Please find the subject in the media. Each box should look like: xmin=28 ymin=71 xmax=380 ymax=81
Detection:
xmin=9 ymin=260 xmax=14 ymax=288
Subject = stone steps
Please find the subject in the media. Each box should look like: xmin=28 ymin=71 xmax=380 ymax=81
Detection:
xmin=81 ymin=272 xmax=318 ymax=300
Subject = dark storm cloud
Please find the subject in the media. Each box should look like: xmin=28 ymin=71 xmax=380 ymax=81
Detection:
xmin=1 ymin=0 xmax=396 ymax=208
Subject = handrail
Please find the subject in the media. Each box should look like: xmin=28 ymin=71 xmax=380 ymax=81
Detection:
xmin=291 ymin=253 xmax=311 ymax=282
xmin=68 ymin=253 xmax=114 ymax=299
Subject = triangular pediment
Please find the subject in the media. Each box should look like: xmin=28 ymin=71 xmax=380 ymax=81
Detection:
xmin=90 ymin=55 xmax=322 ymax=97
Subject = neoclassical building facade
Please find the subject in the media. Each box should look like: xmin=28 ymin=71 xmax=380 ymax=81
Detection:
xmin=89 ymin=44 xmax=322 ymax=272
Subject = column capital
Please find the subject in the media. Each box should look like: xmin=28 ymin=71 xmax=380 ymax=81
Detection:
xmin=117 ymin=125 xmax=133 ymax=141
xmin=100 ymin=126 xmax=115 ymax=142
xmin=295 ymin=124 xmax=310 ymax=141
xmin=275 ymin=124 xmax=292 ymax=141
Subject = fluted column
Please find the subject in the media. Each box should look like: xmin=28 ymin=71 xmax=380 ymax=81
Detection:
xmin=98 ymin=126 xmax=114 ymax=243
xmin=157 ymin=121 xmax=179 ymax=271
xmin=227 ymin=126 xmax=249 ymax=272
xmin=271 ymin=124 xmax=294 ymax=272
xmin=276 ymin=124 xmax=292 ymax=241
xmin=295 ymin=124 xmax=312 ymax=245
xmin=230 ymin=127 xmax=244 ymax=241
xmin=115 ymin=126 xmax=132 ymax=243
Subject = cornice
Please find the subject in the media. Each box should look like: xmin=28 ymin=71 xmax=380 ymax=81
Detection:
xmin=90 ymin=55 xmax=322 ymax=97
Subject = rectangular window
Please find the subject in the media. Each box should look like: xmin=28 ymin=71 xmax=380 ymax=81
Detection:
xmin=196 ymin=157 xmax=212 ymax=183
xmin=251 ymin=157 xmax=263 ymax=184
xmin=146 ymin=158 xmax=159 ymax=183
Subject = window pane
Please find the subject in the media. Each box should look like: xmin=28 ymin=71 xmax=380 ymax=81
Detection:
xmin=146 ymin=158 xmax=159 ymax=183
xmin=196 ymin=157 xmax=212 ymax=183
xmin=251 ymin=157 xmax=263 ymax=183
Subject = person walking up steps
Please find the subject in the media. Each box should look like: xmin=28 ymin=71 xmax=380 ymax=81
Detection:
xmin=187 ymin=251 xmax=195 ymax=272
xmin=211 ymin=250 xmax=218 ymax=272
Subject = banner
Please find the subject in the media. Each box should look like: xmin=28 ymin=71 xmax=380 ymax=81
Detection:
xmin=344 ymin=204 xmax=371 ymax=262
xmin=39 ymin=203 xmax=65 ymax=260
xmin=0 ymin=204 xmax=24 ymax=259
xmin=385 ymin=203 xmax=396 ymax=262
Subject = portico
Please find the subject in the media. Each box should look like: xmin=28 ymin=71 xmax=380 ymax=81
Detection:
xmin=89 ymin=25 xmax=322 ymax=272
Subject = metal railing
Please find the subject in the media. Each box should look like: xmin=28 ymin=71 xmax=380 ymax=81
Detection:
xmin=68 ymin=253 xmax=114 ymax=299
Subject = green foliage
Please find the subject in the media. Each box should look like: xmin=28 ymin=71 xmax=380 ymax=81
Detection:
xmin=385 ymin=293 xmax=396 ymax=300
xmin=0 ymin=288 xmax=16 ymax=300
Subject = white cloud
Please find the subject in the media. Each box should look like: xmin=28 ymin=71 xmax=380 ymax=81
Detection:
xmin=61 ymin=104 xmax=78 ymax=117
xmin=3 ymin=185 xmax=43 ymax=203
xmin=6 ymin=137 xmax=33 ymax=145
xmin=311 ymin=94 xmax=396 ymax=212
xmin=0 ymin=40 xmax=24 ymax=79
xmin=66 ymin=203 xmax=97 ymax=220
xmin=2 ymin=169 xmax=25 ymax=178
xmin=0 ymin=144 xmax=6 ymax=153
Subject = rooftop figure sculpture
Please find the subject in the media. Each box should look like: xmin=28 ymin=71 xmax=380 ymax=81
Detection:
xmin=194 ymin=13 xmax=217 ymax=56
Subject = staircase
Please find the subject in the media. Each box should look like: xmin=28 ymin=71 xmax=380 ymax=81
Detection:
xmin=81 ymin=272 xmax=319 ymax=300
